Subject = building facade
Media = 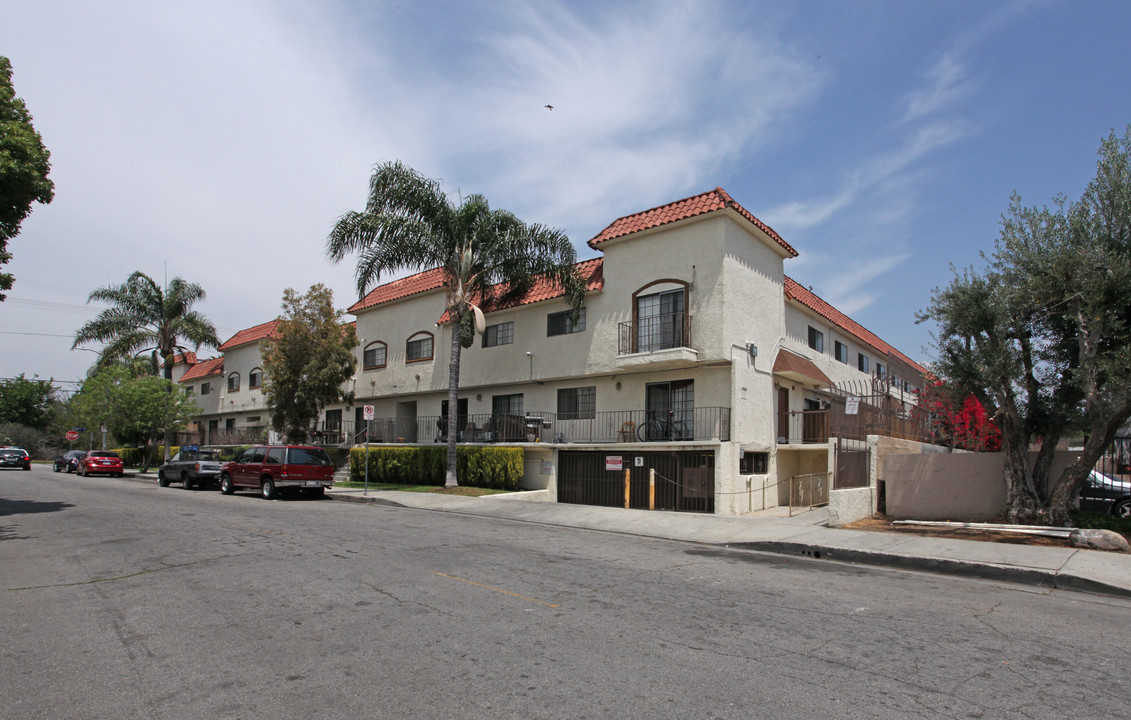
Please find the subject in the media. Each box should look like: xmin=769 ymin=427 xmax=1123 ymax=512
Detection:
xmin=179 ymin=188 xmax=926 ymax=515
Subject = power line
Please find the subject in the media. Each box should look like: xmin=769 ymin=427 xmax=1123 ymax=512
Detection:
xmin=0 ymin=331 xmax=76 ymax=338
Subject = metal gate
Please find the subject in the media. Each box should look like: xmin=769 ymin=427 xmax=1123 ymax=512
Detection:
xmin=834 ymin=440 xmax=869 ymax=490
xmin=1098 ymin=436 xmax=1130 ymax=477
xmin=558 ymin=451 xmax=715 ymax=513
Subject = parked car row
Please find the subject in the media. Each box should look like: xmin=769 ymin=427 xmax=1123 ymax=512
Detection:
xmin=50 ymin=449 xmax=124 ymax=476
xmin=160 ymin=444 xmax=334 ymax=500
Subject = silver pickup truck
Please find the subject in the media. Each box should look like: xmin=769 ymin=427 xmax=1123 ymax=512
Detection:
xmin=158 ymin=448 xmax=225 ymax=489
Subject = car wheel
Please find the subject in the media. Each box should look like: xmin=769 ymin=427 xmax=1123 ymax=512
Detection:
xmin=261 ymin=477 xmax=276 ymax=500
xmin=182 ymin=472 xmax=194 ymax=490
xmin=220 ymin=474 xmax=234 ymax=495
xmin=158 ymin=471 xmax=170 ymax=487
xmin=77 ymin=465 xmax=85 ymax=477
xmin=53 ymin=464 xmax=61 ymax=472
xmin=307 ymin=487 xmax=325 ymax=499
xmin=1114 ymin=499 xmax=1131 ymax=519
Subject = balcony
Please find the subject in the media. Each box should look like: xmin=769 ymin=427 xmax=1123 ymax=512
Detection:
xmin=322 ymin=407 xmax=730 ymax=446
xmin=777 ymin=404 xmax=932 ymax=445
xmin=616 ymin=312 xmax=697 ymax=369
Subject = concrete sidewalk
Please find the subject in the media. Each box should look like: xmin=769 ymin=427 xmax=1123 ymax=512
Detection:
xmin=325 ymin=486 xmax=1131 ymax=599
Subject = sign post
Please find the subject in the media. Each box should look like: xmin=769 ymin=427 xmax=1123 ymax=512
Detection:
xmin=363 ymin=405 xmax=375 ymax=495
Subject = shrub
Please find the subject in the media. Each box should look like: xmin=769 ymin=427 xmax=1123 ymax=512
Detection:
xmin=111 ymin=445 xmax=179 ymax=468
xmin=349 ymin=446 xmax=523 ymax=490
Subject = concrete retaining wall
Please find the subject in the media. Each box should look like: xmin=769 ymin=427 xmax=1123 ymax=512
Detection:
xmin=828 ymin=486 xmax=875 ymax=527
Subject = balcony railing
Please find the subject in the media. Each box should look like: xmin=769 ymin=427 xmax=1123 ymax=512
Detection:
xmin=778 ymin=405 xmax=931 ymax=445
xmin=315 ymin=407 xmax=730 ymax=446
xmin=618 ymin=312 xmax=692 ymax=355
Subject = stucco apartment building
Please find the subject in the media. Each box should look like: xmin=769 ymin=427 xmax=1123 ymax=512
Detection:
xmin=177 ymin=188 xmax=926 ymax=515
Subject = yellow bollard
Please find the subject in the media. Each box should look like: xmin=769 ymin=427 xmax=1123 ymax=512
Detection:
xmin=624 ymin=468 xmax=631 ymax=509
xmin=649 ymin=468 xmax=655 ymax=511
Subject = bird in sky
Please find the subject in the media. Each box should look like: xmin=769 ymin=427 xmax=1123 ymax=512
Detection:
xmin=544 ymin=104 xmax=553 ymax=111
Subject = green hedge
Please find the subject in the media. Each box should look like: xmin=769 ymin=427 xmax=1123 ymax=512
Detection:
xmin=349 ymin=446 xmax=523 ymax=490
xmin=111 ymin=446 xmax=179 ymax=468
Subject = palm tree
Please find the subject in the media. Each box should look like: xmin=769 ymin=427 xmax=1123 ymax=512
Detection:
xmin=73 ymin=271 xmax=220 ymax=462
xmin=328 ymin=161 xmax=584 ymax=487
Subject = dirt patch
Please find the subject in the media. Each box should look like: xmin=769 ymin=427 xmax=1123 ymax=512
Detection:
xmin=845 ymin=515 xmax=1077 ymax=549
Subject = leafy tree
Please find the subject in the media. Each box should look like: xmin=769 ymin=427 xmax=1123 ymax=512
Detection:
xmin=73 ymin=271 xmax=219 ymax=461
xmin=70 ymin=365 xmax=197 ymax=467
xmin=261 ymin=284 xmax=358 ymax=443
xmin=0 ymin=372 xmax=56 ymax=430
xmin=921 ymin=127 xmax=1131 ymax=525
xmin=0 ymin=56 xmax=55 ymax=301
xmin=327 ymin=160 xmax=584 ymax=486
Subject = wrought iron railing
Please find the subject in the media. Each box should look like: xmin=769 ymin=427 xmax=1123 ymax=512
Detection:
xmin=315 ymin=406 xmax=730 ymax=446
xmin=617 ymin=312 xmax=692 ymax=355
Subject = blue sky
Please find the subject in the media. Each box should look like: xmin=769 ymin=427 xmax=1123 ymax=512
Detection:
xmin=2 ymin=0 xmax=1130 ymax=391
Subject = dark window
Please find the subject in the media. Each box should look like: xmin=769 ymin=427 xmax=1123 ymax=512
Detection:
xmin=739 ymin=451 xmax=768 ymax=474
xmin=225 ymin=418 xmax=235 ymax=429
xmin=547 ymin=307 xmax=586 ymax=336
xmin=492 ymin=394 xmax=524 ymax=415
xmin=835 ymin=341 xmax=848 ymax=364
xmin=407 ymin=333 xmax=433 ymax=362
xmin=557 ymin=386 xmax=596 ymax=419
xmin=265 ymin=447 xmax=285 ymax=464
xmin=201 ymin=382 xmax=211 ymax=395
xmin=858 ymin=354 xmax=869 ymax=373
xmin=875 ymin=362 xmax=886 ymax=378
xmin=227 ymin=372 xmax=240 ymax=392
xmin=483 ymin=321 xmax=514 ymax=348
xmin=287 ymin=447 xmax=332 ymax=465
xmin=249 ymin=447 xmax=266 ymax=463
xmin=363 ymin=342 xmax=387 ymax=369
xmin=247 ymin=416 xmax=261 ymax=423
xmin=249 ymin=368 xmax=263 ymax=389
xmin=807 ymin=326 xmax=824 ymax=353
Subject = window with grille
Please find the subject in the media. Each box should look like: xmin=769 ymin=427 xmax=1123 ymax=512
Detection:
xmin=547 ymin=307 xmax=586 ymax=336
xmin=406 ymin=333 xmax=433 ymax=362
xmin=364 ymin=342 xmax=387 ymax=369
xmin=483 ymin=321 xmax=514 ymax=348
xmin=557 ymin=386 xmax=595 ymax=419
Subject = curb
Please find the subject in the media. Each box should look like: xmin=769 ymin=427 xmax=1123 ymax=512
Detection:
xmin=727 ymin=540 xmax=1131 ymax=599
xmin=323 ymin=492 xmax=1131 ymax=600
xmin=325 ymin=493 xmax=407 ymax=508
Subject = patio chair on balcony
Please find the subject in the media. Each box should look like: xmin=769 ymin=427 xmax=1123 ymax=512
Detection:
xmin=617 ymin=421 xmax=635 ymax=442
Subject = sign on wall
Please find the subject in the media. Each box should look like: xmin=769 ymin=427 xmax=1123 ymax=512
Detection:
xmin=605 ymin=456 xmax=623 ymax=471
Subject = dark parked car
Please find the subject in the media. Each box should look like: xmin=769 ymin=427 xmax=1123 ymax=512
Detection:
xmin=219 ymin=445 xmax=334 ymax=499
xmin=54 ymin=450 xmax=88 ymax=473
xmin=77 ymin=451 xmax=124 ymax=477
xmin=1079 ymin=469 xmax=1131 ymax=519
xmin=0 ymin=447 xmax=32 ymax=471
xmin=158 ymin=447 xmax=225 ymax=489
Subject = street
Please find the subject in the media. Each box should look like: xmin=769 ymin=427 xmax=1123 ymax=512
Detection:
xmin=3 ymin=464 xmax=1130 ymax=719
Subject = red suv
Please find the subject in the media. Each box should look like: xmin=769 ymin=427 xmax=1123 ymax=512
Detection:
xmin=219 ymin=445 xmax=334 ymax=499
xmin=77 ymin=451 xmax=124 ymax=477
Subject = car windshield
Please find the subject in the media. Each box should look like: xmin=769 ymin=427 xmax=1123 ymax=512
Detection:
xmin=287 ymin=447 xmax=331 ymax=466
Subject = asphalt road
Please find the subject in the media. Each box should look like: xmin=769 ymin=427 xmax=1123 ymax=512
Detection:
xmin=3 ymin=464 xmax=1130 ymax=720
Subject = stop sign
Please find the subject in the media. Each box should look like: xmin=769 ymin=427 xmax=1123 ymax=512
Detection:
xmin=65 ymin=430 xmax=80 ymax=442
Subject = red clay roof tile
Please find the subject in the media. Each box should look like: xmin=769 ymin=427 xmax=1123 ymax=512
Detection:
xmin=178 ymin=357 xmax=224 ymax=382
xmin=437 ymin=258 xmax=604 ymax=322
xmin=218 ymin=320 xmax=280 ymax=351
xmin=347 ymin=267 xmax=448 ymax=314
xmin=783 ymin=276 xmax=926 ymax=376
xmin=588 ymin=187 xmax=797 ymax=256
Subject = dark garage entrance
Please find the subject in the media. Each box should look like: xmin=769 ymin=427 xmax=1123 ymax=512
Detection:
xmin=558 ymin=451 xmax=715 ymax=513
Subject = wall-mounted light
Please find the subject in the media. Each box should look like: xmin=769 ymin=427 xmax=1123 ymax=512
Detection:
xmin=476 ymin=393 xmax=482 ymax=401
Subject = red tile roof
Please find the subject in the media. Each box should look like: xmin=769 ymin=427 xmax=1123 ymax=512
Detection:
xmin=347 ymin=267 xmax=448 ymax=314
xmin=588 ymin=187 xmax=797 ymax=256
xmin=783 ymin=276 xmax=926 ymax=376
xmin=179 ymin=357 xmax=224 ymax=382
xmin=438 ymin=258 xmax=604 ymax=322
xmin=218 ymin=320 xmax=279 ymax=351
xmin=170 ymin=351 xmax=197 ymax=366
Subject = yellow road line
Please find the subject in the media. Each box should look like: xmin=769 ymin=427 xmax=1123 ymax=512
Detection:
xmin=431 ymin=572 xmax=560 ymax=608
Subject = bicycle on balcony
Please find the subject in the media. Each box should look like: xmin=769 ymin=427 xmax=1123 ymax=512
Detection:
xmin=636 ymin=410 xmax=690 ymax=442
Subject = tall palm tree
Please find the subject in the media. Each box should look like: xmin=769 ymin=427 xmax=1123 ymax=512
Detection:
xmin=73 ymin=271 xmax=220 ymax=461
xmin=328 ymin=161 xmax=584 ymax=487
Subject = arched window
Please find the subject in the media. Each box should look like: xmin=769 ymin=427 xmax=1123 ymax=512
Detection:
xmin=249 ymin=367 xmax=263 ymax=389
xmin=227 ymin=372 xmax=241 ymax=393
xmin=406 ymin=331 xmax=434 ymax=363
xmin=363 ymin=341 xmax=388 ymax=370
